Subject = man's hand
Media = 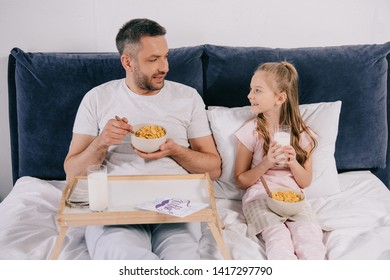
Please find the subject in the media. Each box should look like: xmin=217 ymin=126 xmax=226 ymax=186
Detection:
xmin=98 ymin=117 xmax=132 ymax=147
xmin=133 ymin=138 xmax=179 ymax=160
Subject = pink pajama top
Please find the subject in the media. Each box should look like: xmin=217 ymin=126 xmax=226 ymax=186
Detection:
xmin=235 ymin=119 xmax=313 ymax=207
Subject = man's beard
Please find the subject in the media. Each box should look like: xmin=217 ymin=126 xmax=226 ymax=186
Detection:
xmin=134 ymin=66 xmax=165 ymax=92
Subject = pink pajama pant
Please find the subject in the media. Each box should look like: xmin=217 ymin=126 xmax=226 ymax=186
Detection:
xmin=261 ymin=221 xmax=326 ymax=260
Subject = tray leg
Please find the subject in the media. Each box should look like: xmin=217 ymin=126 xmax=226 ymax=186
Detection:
xmin=207 ymin=222 xmax=231 ymax=260
xmin=50 ymin=226 xmax=68 ymax=260
xmin=215 ymin=213 xmax=225 ymax=230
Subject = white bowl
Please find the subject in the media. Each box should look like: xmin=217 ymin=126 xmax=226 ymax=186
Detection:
xmin=266 ymin=188 xmax=305 ymax=217
xmin=130 ymin=123 xmax=167 ymax=153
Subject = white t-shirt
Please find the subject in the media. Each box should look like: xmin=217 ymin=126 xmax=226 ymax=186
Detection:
xmin=73 ymin=79 xmax=211 ymax=175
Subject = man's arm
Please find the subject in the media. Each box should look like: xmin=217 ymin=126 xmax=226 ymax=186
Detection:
xmin=174 ymin=135 xmax=221 ymax=180
xmin=64 ymin=117 xmax=132 ymax=182
xmin=64 ymin=134 xmax=106 ymax=182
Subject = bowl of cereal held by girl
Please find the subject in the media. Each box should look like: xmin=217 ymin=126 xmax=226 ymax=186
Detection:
xmin=131 ymin=123 xmax=167 ymax=153
xmin=267 ymin=188 xmax=305 ymax=217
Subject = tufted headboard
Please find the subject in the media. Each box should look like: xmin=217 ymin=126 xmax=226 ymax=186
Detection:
xmin=7 ymin=43 xmax=390 ymax=190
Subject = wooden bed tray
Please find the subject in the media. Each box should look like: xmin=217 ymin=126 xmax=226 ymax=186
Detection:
xmin=50 ymin=173 xmax=231 ymax=260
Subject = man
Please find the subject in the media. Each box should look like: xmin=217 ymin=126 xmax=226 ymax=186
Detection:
xmin=64 ymin=18 xmax=221 ymax=259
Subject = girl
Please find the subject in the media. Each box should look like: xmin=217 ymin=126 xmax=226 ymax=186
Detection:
xmin=234 ymin=62 xmax=326 ymax=260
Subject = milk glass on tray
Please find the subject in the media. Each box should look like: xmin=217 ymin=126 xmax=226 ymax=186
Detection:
xmin=87 ymin=164 xmax=108 ymax=211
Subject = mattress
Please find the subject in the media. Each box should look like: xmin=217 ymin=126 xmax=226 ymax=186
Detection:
xmin=0 ymin=171 xmax=389 ymax=260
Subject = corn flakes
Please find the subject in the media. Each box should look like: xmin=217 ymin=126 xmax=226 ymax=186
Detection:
xmin=135 ymin=125 xmax=166 ymax=139
xmin=272 ymin=190 xmax=302 ymax=203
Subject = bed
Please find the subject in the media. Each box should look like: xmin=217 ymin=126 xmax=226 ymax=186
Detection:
xmin=2 ymin=43 xmax=390 ymax=260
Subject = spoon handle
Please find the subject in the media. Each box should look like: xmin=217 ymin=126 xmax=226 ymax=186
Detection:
xmin=260 ymin=176 xmax=273 ymax=198
xmin=115 ymin=115 xmax=134 ymax=134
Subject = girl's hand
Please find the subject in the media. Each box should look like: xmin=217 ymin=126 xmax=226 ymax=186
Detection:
xmin=266 ymin=141 xmax=284 ymax=166
xmin=284 ymin=145 xmax=298 ymax=166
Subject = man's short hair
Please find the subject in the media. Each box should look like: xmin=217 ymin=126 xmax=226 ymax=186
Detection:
xmin=116 ymin=18 xmax=166 ymax=56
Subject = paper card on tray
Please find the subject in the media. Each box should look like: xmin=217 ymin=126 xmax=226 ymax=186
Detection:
xmin=137 ymin=196 xmax=209 ymax=218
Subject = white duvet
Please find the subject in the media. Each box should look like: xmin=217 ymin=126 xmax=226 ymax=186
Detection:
xmin=1 ymin=171 xmax=390 ymax=260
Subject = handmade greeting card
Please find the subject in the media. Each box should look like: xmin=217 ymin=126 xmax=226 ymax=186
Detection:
xmin=137 ymin=196 xmax=209 ymax=218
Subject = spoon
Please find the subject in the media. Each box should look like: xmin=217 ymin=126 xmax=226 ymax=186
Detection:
xmin=115 ymin=115 xmax=134 ymax=134
xmin=260 ymin=176 xmax=273 ymax=198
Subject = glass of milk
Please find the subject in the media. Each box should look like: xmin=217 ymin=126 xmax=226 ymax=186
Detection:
xmin=274 ymin=125 xmax=291 ymax=167
xmin=87 ymin=164 xmax=108 ymax=212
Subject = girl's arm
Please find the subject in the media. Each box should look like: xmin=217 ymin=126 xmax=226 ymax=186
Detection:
xmin=284 ymin=143 xmax=314 ymax=188
xmin=234 ymin=142 xmax=274 ymax=190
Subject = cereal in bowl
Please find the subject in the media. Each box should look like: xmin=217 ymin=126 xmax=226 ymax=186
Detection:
xmin=271 ymin=190 xmax=302 ymax=203
xmin=135 ymin=125 xmax=166 ymax=139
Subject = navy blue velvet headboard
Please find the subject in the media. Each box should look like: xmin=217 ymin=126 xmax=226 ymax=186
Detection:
xmin=7 ymin=43 xmax=390 ymax=190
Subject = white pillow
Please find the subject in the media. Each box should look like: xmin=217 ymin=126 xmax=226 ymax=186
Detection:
xmin=207 ymin=106 xmax=253 ymax=199
xmin=207 ymin=101 xmax=342 ymax=200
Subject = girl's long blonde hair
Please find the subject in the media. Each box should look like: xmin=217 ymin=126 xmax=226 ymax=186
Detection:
xmin=256 ymin=62 xmax=317 ymax=165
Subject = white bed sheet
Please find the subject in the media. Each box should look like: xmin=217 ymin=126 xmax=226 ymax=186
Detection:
xmin=0 ymin=171 xmax=389 ymax=260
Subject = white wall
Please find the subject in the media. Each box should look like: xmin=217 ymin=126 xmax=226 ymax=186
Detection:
xmin=1 ymin=0 xmax=389 ymax=200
